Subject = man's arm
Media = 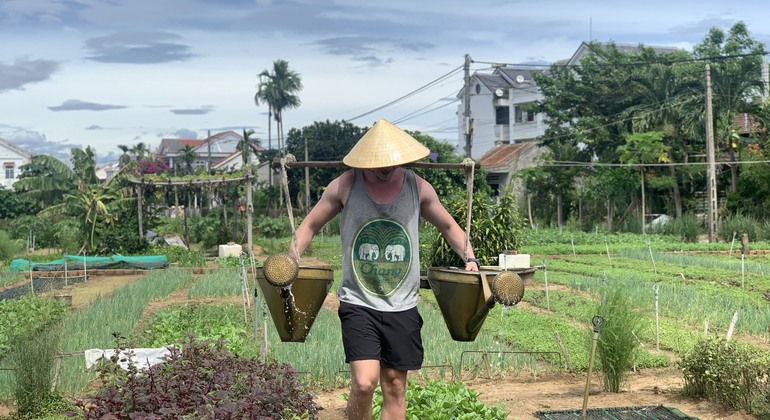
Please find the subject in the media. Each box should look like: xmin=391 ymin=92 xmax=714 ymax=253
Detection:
xmin=417 ymin=176 xmax=478 ymax=271
xmin=289 ymin=171 xmax=349 ymax=260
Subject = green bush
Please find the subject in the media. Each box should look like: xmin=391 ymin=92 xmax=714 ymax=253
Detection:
xmin=596 ymin=286 xmax=641 ymax=393
xmin=679 ymin=337 xmax=770 ymax=414
xmin=370 ymin=379 xmax=508 ymax=419
xmin=720 ymin=213 xmax=760 ymax=243
xmin=658 ymin=214 xmax=702 ymax=243
xmin=10 ymin=323 xmax=65 ymax=418
xmin=0 ymin=230 xmax=22 ymax=260
xmin=255 ymin=216 xmax=294 ymax=238
xmin=428 ymin=188 xmax=526 ymax=267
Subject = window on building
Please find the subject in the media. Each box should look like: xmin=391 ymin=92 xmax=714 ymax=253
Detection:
xmin=4 ymin=163 xmax=13 ymax=180
xmin=514 ymin=105 xmax=535 ymax=124
xmin=495 ymin=106 xmax=510 ymax=125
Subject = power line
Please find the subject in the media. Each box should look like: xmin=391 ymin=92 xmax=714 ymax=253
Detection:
xmin=541 ymin=158 xmax=770 ymax=168
xmin=344 ymin=64 xmax=463 ymax=122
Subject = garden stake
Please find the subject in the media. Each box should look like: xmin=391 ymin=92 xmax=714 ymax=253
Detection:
xmin=647 ymin=239 xmax=657 ymax=274
xmin=582 ymin=315 xmax=604 ymax=420
xmin=729 ymin=231 xmax=736 ymax=256
xmin=604 ymin=237 xmax=611 ymax=264
xmin=571 ymin=235 xmax=576 ymax=256
xmin=741 ymin=251 xmax=745 ymax=288
xmin=542 ymin=259 xmax=550 ymax=311
xmin=601 ymin=274 xmax=607 ymax=310
xmin=654 ymin=284 xmax=660 ymax=350
xmin=726 ymin=312 xmax=738 ymax=342
xmin=83 ymin=249 xmax=88 ymax=282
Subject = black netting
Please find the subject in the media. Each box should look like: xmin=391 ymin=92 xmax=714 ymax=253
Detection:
xmin=535 ymin=405 xmax=697 ymax=420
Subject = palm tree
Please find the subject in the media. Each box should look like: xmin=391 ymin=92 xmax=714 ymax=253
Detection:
xmin=237 ymin=129 xmax=260 ymax=167
xmin=693 ymin=22 xmax=766 ymax=192
xmin=117 ymin=144 xmax=132 ymax=168
xmin=178 ymin=145 xmax=197 ymax=175
xmin=131 ymin=142 xmax=151 ymax=162
xmin=255 ymin=76 xmax=277 ymax=152
xmin=256 ymin=59 xmax=303 ymax=152
xmin=623 ymin=51 xmax=702 ymax=218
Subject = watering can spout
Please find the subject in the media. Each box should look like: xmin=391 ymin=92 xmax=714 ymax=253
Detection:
xmin=467 ymin=295 xmax=495 ymax=335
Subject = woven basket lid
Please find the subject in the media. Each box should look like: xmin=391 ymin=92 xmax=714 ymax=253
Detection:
xmin=343 ymin=119 xmax=430 ymax=168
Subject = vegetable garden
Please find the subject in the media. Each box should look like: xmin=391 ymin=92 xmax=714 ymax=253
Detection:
xmin=2 ymin=229 xmax=770 ymax=418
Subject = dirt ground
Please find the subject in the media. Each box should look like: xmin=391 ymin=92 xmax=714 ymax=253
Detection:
xmin=315 ymin=368 xmax=756 ymax=419
xmin=3 ymin=267 xmax=759 ymax=419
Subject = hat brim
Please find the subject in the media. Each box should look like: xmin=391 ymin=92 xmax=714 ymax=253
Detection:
xmin=343 ymin=119 xmax=430 ymax=168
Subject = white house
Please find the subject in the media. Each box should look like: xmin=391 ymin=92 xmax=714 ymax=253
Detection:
xmin=457 ymin=65 xmax=549 ymax=160
xmin=0 ymin=137 xmax=32 ymax=189
xmin=460 ymin=42 xmax=682 ymax=196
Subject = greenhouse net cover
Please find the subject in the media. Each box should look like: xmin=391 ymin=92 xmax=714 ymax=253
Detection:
xmin=8 ymin=255 xmax=169 ymax=272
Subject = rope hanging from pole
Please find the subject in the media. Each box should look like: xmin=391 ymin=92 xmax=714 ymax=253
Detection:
xmin=279 ymin=154 xmax=300 ymax=267
xmin=462 ymin=157 xmax=475 ymax=261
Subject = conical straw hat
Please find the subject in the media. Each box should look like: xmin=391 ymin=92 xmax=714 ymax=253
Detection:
xmin=343 ymin=119 xmax=430 ymax=168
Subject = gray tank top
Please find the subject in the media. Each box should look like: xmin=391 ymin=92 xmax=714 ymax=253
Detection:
xmin=339 ymin=169 xmax=421 ymax=311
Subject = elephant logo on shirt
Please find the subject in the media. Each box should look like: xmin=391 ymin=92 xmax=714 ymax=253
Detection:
xmin=358 ymin=243 xmax=379 ymax=261
xmin=352 ymin=218 xmax=412 ymax=297
xmin=384 ymin=244 xmax=406 ymax=261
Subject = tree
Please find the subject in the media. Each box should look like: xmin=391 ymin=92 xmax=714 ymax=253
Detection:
xmin=284 ymin=120 xmax=364 ymax=205
xmin=693 ymin=22 xmax=766 ymax=193
xmin=258 ymin=59 xmax=303 ymax=152
xmin=255 ymin=75 xmax=277 ymax=152
xmin=178 ymin=145 xmax=197 ymax=175
xmin=623 ymin=49 xmax=702 ymax=218
xmin=617 ymin=131 xmax=670 ymax=234
xmin=117 ymin=144 xmax=132 ymax=168
xmin=0 ymin=186 xmax=35 ymax=220
xmin=130 ymin=142 xmax=151 ymax=162
xmin=15 ymin=155 xmax=79 ymax=210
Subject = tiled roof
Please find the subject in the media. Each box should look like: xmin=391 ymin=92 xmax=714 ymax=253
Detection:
xmin=478 ymin=142 xmax=539 ymax=172
xmin=733 ymin=113 xmax=763 ymax=135
xmin=158 ymin=138 xmax=205 ymax=154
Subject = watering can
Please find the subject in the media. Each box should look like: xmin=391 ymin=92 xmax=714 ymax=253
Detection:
xmin=427 ymin=267 xmax=524 ymax=341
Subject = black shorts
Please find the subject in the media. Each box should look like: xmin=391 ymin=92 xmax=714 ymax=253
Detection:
xmin=338 ymin=301 xmax=424 ymax=371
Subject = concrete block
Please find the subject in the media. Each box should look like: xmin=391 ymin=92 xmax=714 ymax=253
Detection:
xmin=218 ymin=243 xmax=242 ymax=257
xmin=499 ymin=253 xmax=530 ymax=269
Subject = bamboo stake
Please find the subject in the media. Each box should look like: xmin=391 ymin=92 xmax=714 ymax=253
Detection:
xmin=726 ymin=312 xmax=739 ymax=342
xmin=543 ymin=260 xmax=551 ymax=311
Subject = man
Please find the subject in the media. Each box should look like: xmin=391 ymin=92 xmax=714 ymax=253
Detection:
xmin=290 ymin=119 xmax=479 ymax=419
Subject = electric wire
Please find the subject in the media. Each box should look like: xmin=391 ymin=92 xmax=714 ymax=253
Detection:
xmin=344 ymin=64 xmax=463 ymax=122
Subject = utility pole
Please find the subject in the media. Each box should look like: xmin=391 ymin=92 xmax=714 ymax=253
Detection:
xmin=206 ymin=129 xmax=212 ymax=174
xmin=705 ymin=63 xmax=718 ymax=242
xmin=304 ymin=137 xmax=310 ymax=212
xmin=463 ymin=54 xmax=473 ymax=158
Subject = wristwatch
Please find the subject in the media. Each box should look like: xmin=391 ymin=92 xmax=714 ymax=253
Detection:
xmin=466 ymin=258 xmax=480 ymax=270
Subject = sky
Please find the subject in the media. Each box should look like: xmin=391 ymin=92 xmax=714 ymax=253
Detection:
xmin=1 ymin=0 xmax=769 ymax=165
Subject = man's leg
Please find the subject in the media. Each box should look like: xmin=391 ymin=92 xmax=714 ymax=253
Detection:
xmin=379 ymin=367 xmax=408 ymax=420
xmin=347 ymin=359 xmax=381 ymax=420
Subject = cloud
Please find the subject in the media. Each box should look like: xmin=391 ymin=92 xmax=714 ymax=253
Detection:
xmin=0 ymin=57 xmax=60 ymax=93
xmin=6 ymin=129 xmax=79 ymax=161
xmin=314 ymin=36 xmax=433 ymax=66
xmin=170 ymin=106 xmax=216 ymax=115
xmin=173 ymin=128 xmax=199 ymax=139
xmin=48 ymin=99 xmax=127 ymax=111
xmin=84 ymin=31 xmax=196 ymax=64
